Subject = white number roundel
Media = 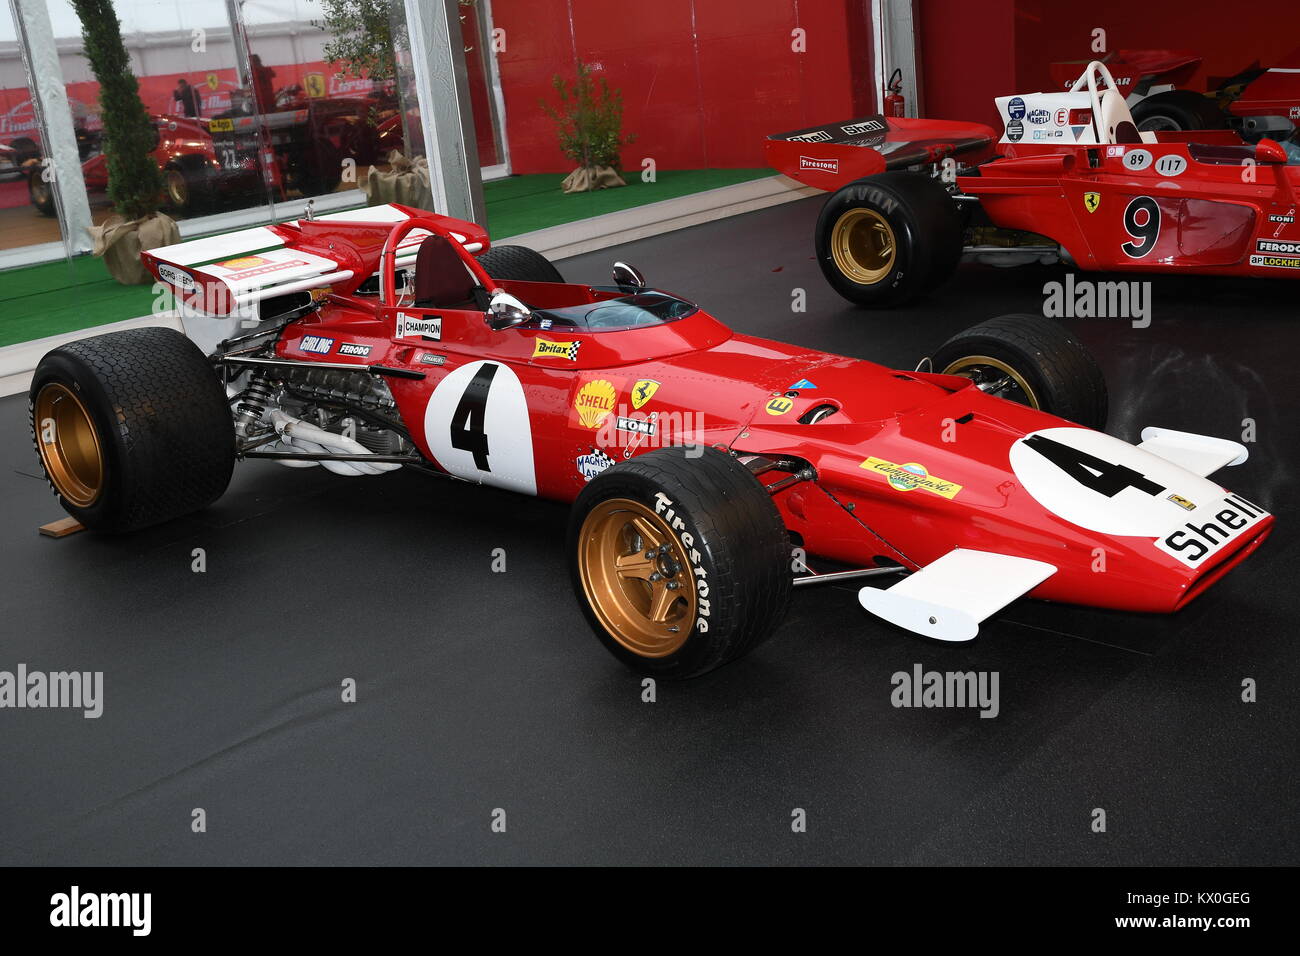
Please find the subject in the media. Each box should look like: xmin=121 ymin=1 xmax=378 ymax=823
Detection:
xmin=424 ymin=360 xmax=537 ymax=495
xmin=1009 ymin=427 xmax=1225 ymax=537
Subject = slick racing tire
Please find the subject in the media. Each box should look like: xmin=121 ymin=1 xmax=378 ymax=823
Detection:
xmin=30 ymin=328 xmax=235 ymax=533
xmin=815 ymin=171 xmax=965 ymax=308
xmin=476 ymin=244 xmax=565 ymax=283
xmin=1131 ymin=91 xmax=1226 ymax=134
xmin=931 ymin=313 xmax=1108 ymax=430
xmin=569 ymin=446 xmax=792 ymax=679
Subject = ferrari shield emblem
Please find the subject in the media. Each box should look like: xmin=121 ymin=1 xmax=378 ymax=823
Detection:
xmin=630 ymin=379 xmax=660 ymax=410
xmin=1083 ymin=191 xmax=1101 ymax=213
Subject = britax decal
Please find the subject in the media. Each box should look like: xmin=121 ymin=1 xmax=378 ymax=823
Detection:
xmin=799 ymin=155 xmax=839 ymax=174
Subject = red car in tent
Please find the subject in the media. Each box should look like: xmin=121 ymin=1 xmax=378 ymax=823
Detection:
xmin=28 ymin=114 xmax=233 ymax=216
xmin=28 ymin=204 xmax=1271 ymax=678
xmin=766 ymin=60 xmax=1300 ymax=308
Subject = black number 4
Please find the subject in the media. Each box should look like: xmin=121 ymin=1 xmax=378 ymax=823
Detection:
xmin=450 ymin=364 xmax=498 ymax=471
xmin=1024 ymin=434 xmax=1165 ymax=498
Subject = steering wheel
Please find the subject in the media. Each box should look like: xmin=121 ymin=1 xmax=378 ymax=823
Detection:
xmin=1068 ymin=60 xmax=1121 ymax=144
xmin=378 ymin=216 xmax=500 ymax=307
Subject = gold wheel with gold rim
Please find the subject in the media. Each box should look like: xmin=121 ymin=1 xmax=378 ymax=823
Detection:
xmin=941 ymin=354 xmax=1042 ymax=410
xmin=830 ymin=207 xmax=897 ymax=285
xmin=576 ymin=497 xmax=697 ymax=658
xmin=33 ymin=382 xmax=104 ymax=508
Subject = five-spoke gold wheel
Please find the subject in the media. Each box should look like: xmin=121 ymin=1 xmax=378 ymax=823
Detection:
xmin=576 ymin=497 xmax=697 ymax=658
xmin=830 ymin=207 xmax=897 ymax=285
xmin=33 ymin=382 xmax=104 ymax=507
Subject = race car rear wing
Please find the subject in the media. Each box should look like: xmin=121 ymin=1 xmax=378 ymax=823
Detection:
xmin=766 ymin=114 xmax=996 ymax=191
xmin=141 ymin=203 xmax=489 ymax=317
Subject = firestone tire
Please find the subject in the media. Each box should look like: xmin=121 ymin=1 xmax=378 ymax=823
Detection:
xmin=29 ymin=327 xmax=235 ymax=533
xmin=815 ymin=171 xmax=965 ymax=308
xmin=568 ymin=446 xmax=792 ymax=679
xmin=931 ymin=313 xmax=1108 ymax=430
xmin=1131 ymin=91 xmax=1226 ymax=133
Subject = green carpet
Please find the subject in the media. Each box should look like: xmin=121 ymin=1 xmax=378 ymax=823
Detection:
xmin=0 ymin=169 xmax=771 ymax=348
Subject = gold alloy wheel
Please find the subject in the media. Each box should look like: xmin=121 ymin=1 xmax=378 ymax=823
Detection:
xmin=830 ymin=207 xmax=897 ymax=284
xmin=577 ymin=497 xmax=698 ymax=658
xmin=942 ymin=355 xmax=1041 ymax=410
xmin=165 ymin=170 xmax=188 ymax=208
xmin=33 ymin=382 xmax=104 ymax=507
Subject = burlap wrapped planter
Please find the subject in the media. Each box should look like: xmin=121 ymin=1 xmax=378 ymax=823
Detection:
xmin=365 ymin=151 xmax=435 ymax=210
xmin=561 ymin=165 xmax=626 ymax=193
xmin=88 ymin=212 xmax=181 ymax=285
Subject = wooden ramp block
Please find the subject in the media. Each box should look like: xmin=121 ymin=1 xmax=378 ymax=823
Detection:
xmin=39 ymin=517 xmax=84 ymax=538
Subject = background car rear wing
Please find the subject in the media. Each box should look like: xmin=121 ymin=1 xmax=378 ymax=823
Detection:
xmin=765 ymin=114 xmax=996 ymax=191
xmin=140 ymin=203 xmax=489 ymax=317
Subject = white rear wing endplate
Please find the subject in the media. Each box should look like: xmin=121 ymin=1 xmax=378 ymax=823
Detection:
xmin=858 ymin=549 xmax=1057 ymax=642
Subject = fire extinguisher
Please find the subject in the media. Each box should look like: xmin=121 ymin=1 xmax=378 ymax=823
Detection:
xmin=884 ymin=68 xmax=905 ymax=117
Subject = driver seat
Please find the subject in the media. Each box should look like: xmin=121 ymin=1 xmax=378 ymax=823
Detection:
xmin=413 ymin=234 xmax=485 ymax=310
xmin=1099 ymin=88 xmax=1156 ymax=145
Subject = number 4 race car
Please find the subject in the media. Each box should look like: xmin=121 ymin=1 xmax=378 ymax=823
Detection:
xmin=28 ymin=204 xmax=1273 ymax=678
xmin=767 ymin=60 xmax=1300 ymax=308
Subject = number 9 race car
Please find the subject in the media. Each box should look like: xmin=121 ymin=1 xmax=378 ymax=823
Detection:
xmin=27 ymin=204 xmax=1273 ymax=678
xmin=767 ymin=60 xmax=1300 ymax=308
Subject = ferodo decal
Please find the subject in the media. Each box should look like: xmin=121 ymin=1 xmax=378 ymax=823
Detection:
xmin=424 ymin=360 xmax=536 ymax=495
xmin=630 ymin=379 xmax=660 ymax=410
xmin=533 ymin=338 xmax=580 ymax=361
xmin=652 ymin=493 xmax=711 ymax=633
xmin=1121 ymin=196 xmax=1161 ymax=258
xmin=1257 ymin=239 xmax=1300 ymax=255
xmin=337 ymin=343 xmax=371 ymax=357
xmin=573 ymin=379 xmax=618 ymax=429
xmin=861 ymin=458 xmax=963 ymax=500
xmin=1083 ymin=191 xmax=1101 ymax=213
xmin=765 ymin=396 xmax=794 ymax=416
xmin=1008 ymin=427 xmax=1270 ymax=568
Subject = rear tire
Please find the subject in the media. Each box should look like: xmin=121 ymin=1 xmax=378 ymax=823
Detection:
xmin=930 ymin=314 xmax=1108 ymax=429
xmin=1132 ymin=91 xmax=1226 ymax=133
xmin=30 ymin=328 xmax=235 ymax=533
xmin=568 ymin=446 xmax=792 ymax=679
xmin=815 ymin=171 xmax=965 ymax=308
xmin=476 ymin=244 xmax=564 ymax=283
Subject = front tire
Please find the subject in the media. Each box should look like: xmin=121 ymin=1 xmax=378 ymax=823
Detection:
xmin=30 ymin=328 xmax=235 ymax=533
xmin=930 ymin=314 xmax=1108 ymax=429
xmin=568 ymin=447 xmax=792 ymax=679
xmin=815 ymin=171 xmax=965 ymax=308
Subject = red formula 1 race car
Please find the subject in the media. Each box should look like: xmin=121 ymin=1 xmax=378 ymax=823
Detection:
xmin=767 ymin=60 xmax=1300 ymax=308
xmin=28 ymin=205 xmax=1272 ymax=678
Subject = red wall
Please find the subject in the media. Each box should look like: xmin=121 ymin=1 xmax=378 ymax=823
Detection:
xmin=491 ymin=0 xmax=872 ymax=174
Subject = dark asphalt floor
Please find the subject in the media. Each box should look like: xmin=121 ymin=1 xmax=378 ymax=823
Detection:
xmin=1 ymin=195 xmax=1295 ymax=865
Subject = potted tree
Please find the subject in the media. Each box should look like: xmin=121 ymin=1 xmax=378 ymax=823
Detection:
xmin=544 ymin=61 xmax=636 ymax=193
xmin=73 ymin=0 xmax=178 ymax=284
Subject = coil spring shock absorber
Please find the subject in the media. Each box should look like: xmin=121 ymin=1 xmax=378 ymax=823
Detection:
xmin=234 ymin=373 xmax=276 ymax=439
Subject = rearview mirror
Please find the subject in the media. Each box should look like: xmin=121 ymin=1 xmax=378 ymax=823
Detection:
xmin=486 ymin=290 xmax=532 ymax=331
xmin=1255 ymin=138 xmax=1288 ymax=165
xmin=612 ymin=261 xmax=647 ymax=293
